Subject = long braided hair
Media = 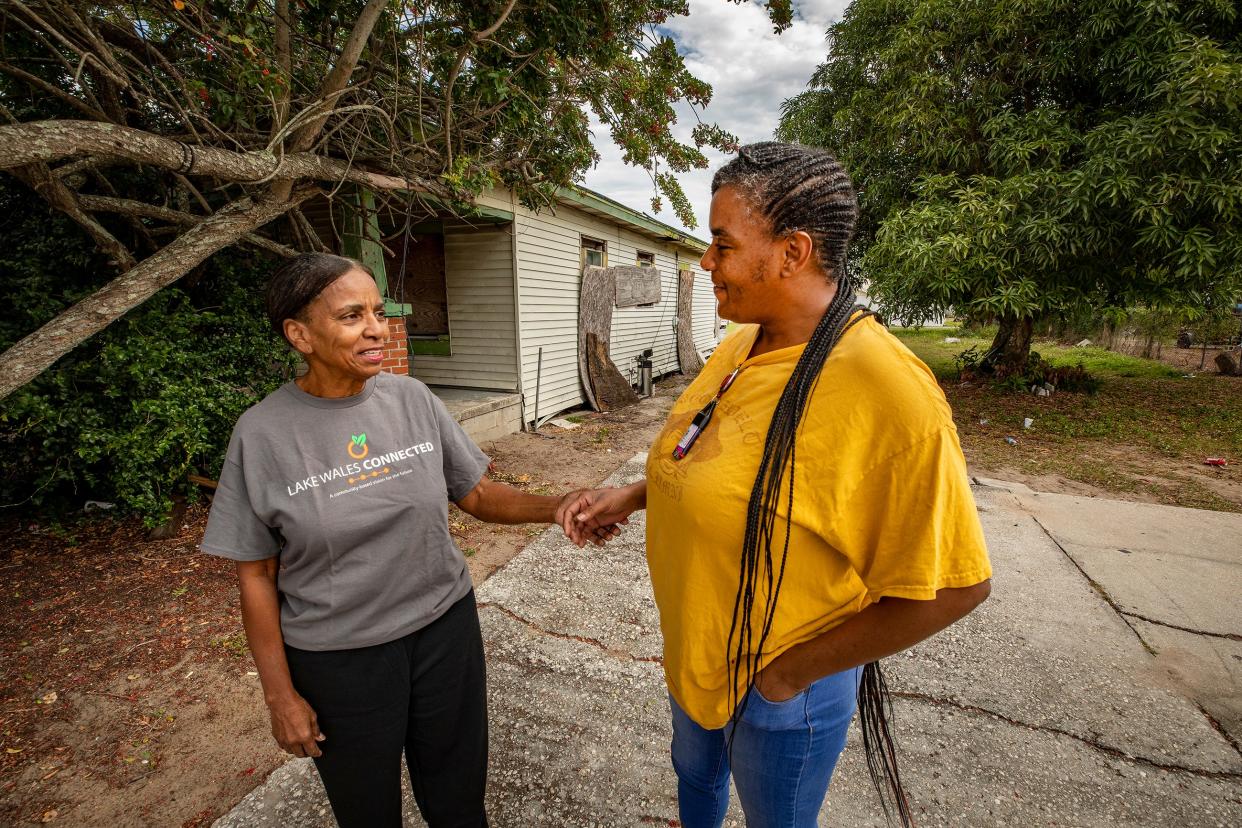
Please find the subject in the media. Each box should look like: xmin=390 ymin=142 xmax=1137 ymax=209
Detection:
xmin=716 ymin=143 xmax=914 ymax=826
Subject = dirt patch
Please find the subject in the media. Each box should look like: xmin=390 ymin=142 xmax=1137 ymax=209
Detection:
xmin=0 ymin=374 xmax=687 ymax=827
xmin=949 ymin=375 xmax=1241 ymax=512
xmin=0 ymin=512 xmax=294 ymax=828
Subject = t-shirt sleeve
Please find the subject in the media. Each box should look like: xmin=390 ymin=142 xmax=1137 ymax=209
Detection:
xmin=428 ymin=393 xmax=490 ymax=502
xmin=828 ymin=426 xmax=991 ymax=601
xmin=200 ymin=449 xmax=280 ymax=562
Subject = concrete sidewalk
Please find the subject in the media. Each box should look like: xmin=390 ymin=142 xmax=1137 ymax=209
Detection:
xmin=216 ymin=458 xmax=1242 ymax=827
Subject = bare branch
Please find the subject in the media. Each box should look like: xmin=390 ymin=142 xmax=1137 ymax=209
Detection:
xmin=288 ymin=0 xmax=389 ymax=154
xmin=78 ymin=194 xmax=299 ymax=258
xmin=173 ymin=173 xmax=211 ymax=213
xmin=9 ymin=0 xmax=129 ymax=88
xmin=271 ymin=0 xmax=293 ymax=143
xmin=291 ymin=207 xmax=331 ymax=253
xmin=0 ymin=63 xmax=110 ymax=121
xmin=474 ymin=0 xmax=519 ymax=42
xmin=10 ymin=163 xmax=136 ymax=269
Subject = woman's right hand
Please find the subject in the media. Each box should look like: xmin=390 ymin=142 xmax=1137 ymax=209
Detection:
xmin=267 ymin=692 xmax=325 ymax=758
xmin=559 ymin=482 xmax=645 ymax=547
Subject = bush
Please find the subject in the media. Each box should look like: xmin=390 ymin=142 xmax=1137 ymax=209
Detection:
xmin=0 ymin=182 xmax=296 ymax=524
xmin=956 ymin=346 xmax=1101 ymax=394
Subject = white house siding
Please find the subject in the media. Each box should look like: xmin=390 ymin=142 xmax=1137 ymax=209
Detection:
xmin=608 ymin=233 xmax=683 ymax=388
xmin=410 ymin=222 xmax=519 ymax=391
xmin=511 ymin=202 xmax=593 ymax=423
xmin=511 ymin=198 xmax=719 ymax=424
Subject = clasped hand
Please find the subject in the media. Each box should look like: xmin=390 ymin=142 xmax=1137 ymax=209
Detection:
xmin=555 ymin=486 xmax=638 ymax=547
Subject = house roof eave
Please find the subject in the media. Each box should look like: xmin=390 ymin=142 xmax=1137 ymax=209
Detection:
xmin=555 ymin=186 xmax=708 ymax=255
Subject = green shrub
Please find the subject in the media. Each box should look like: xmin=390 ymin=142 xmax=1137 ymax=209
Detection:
xmin=0 ymin=182 xmax=296 ymax=524
xmin=956 ymin=346 xmax=1101 ymax=394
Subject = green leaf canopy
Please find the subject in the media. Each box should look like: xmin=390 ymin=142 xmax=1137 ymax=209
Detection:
xmin=779 ymin=0 xmax=1242 ymax=329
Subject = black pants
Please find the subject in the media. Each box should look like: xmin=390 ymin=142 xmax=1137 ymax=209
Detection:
xmin=285 ymin=591 xmax=488 ymax=828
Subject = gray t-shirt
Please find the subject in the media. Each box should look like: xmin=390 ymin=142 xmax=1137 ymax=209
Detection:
xmin=200 ymin=372 xmax=489 ymax=651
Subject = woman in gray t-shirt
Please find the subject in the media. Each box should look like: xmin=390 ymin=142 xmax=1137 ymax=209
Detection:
xmin=201 ymin=253 xmax=602 ymax=827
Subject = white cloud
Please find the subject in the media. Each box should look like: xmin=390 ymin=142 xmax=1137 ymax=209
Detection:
xmin=581 ymin=0 xmax=849 ymax=237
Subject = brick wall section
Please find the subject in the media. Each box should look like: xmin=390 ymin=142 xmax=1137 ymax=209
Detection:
xmin=381 ymin=317 xmax=409 ymax=376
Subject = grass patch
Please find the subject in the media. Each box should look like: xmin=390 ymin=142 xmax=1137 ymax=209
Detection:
xmin=890 ymin=329 xmax=1184 ymax=382
xmin=889 ymin=328 xmax=991 ymax=379
xmin=213 ymin=631 xmax=249 ymax=657
xmin=892 ymin=328 xmax=1242 ymax=512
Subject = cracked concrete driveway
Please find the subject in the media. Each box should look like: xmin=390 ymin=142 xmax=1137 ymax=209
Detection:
xmin=216 ymin=457 xmax=1242 ymax=827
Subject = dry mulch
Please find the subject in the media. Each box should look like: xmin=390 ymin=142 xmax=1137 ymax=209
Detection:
xmin=0 ymin=509 xmax=286 ymax=827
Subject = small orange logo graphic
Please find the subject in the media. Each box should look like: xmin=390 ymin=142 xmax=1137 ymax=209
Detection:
xmin=347 ymin=433 xmax=369 ymax=460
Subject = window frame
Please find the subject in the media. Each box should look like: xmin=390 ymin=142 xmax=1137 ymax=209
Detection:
xmin=581 ymin=235 xmax=607 ymax=269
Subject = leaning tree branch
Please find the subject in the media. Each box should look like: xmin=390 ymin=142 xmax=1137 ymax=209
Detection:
xmin=271 ymin=0 xmax=293 ymax=144
xmin=0 ymin=120 xmax=423 ymax=193
xmin=78 ymin=194 xmax=299 ymax=258
xmin=287 ymin=0 xmax=389 ymax=154
xmin=268 ymin=0 xmax=387 ymax=201
xmin=10 ymin=163 xmax=136 ymax=269
xmin=0 ymin=188 xmax=317 ymax=402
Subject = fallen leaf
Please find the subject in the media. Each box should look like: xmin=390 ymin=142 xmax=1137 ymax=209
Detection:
xmin=40 ymin=691 xmax=57 ymax=705
xmin=40 ymin=808 xmax=58 ymax=823
xmin=5 ymin=748 xmax=23 ymax=754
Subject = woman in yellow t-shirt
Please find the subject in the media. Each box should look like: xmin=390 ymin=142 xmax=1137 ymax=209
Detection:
xmin=563 ymin=143 xmax=992 ymax=828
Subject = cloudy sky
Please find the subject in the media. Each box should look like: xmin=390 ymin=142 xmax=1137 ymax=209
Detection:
xmin=581 ymin=0 xmax=849 ymax=238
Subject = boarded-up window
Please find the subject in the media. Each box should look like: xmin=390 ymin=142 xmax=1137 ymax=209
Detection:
xmin=614 ymin=265 xmax=662 ymax=307
xmin=581 ymin=236 xmax=607 ymax=268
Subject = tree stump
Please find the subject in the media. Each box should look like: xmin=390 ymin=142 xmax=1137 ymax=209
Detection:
xmin=147 ymin=495 xmax=187 ymax=541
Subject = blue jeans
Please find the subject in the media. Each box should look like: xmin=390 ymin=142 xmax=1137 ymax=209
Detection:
xmin=670 ymin=667 xmax=862 ymax=828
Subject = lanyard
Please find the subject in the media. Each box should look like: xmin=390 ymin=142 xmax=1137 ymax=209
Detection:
xmin=672 ymin=364 xmax=746 ymax=460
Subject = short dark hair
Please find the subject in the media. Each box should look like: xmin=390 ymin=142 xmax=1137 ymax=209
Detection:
xmin=265 ymin=253 xmax=374 ymax=342
xmin=711 ymin=142 xmax=858 ymax=278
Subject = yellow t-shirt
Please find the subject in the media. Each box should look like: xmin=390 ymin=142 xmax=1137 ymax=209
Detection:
xmin=645 ymin=316 xmax=991 ymax=729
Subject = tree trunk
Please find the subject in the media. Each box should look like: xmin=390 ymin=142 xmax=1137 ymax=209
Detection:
xmin=982 ymin=316 xmax=1034 ymax=376
xmin=0 ymin=189 xmax=314 ymax=401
